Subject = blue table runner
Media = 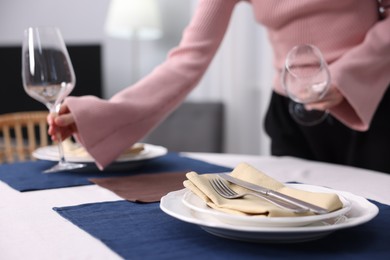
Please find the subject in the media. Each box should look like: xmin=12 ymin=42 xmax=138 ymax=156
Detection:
xmin=0 ymin=153 xmax=231 ymax=191
xmin=54 ymin=199 xmax=390 ymax=260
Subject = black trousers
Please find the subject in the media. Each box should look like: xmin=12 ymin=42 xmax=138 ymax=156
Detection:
xmin=264 ymin=85 xmax=390 ymax=174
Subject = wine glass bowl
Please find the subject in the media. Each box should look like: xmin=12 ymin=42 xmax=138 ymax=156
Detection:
xmin=282 ymin=44 xmax=330 ymax=126
xmin=22 ymin=27 xmax=85 ymax=173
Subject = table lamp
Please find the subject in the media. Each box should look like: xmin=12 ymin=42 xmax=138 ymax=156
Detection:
xmin=104 ymin=0 xmax=162 ymax=81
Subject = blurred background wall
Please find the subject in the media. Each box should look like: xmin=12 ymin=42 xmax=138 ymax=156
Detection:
xmin=0 ymin=0 xmax=273 ymax=156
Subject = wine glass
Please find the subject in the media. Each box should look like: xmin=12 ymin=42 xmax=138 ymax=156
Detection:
xmin=281 ymin=44 xmax=330 ymax=126
xmin=21 ymin=26 xmax=85 ymax=173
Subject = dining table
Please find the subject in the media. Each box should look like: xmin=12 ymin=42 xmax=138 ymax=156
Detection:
xmin=0 ymin=151 xmax=389 ymax=259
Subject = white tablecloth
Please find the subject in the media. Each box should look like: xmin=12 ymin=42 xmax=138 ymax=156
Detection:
xmin=1 ymin=153 xmax=389 ymax=259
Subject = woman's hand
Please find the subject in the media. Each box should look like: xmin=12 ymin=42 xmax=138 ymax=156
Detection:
xmin=47 ymin=103 xmax=78 ymax=142
xmin=305 ymin=86 xmax=344 ymax=111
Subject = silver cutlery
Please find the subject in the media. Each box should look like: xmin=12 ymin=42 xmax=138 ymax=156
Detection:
xmin=218 ymin=174 xmax=329 ymax=215
xmin=210 ymin=178 xmax=309 ymax=214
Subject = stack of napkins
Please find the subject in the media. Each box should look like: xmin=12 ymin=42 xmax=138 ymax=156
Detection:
xmin=184 ymin=163 xmax=343 ymax=217
xmin=62 ymin=138 xmax=145 ymax=159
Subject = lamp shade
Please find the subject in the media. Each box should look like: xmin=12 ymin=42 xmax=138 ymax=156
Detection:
xmin=104 ymin=0 xmax=162 ymax=40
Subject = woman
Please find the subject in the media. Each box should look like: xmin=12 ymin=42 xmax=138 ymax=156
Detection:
xmin=49 ymin=0 xmax=390 ymax=172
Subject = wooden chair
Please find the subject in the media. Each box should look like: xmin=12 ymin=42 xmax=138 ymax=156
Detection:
xmin=0 ymin=111 xmax=50 ymax=163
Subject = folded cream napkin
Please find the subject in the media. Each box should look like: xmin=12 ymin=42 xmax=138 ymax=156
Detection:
xmin=62 ymin=138 xmax=144 ymax=159
xmin=183 ymin=162 xmax=343 ymax=217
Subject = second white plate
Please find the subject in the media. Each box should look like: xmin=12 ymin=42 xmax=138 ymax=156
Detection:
xmin=181 ymin=184 xmax=351 ymax=227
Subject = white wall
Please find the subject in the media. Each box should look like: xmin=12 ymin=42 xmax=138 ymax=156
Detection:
xmin=188 ymin=1 xmax=273 ymax=155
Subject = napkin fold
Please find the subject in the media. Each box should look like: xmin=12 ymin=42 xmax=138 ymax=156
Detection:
xmin=183 ymin=162 xmax=343 ymax=217
xmin=90 ymin=171 xmax=188 ymax=203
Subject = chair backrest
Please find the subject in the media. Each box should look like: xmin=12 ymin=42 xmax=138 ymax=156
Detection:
xmin=0 ymin=111 xmax=49 ymax=163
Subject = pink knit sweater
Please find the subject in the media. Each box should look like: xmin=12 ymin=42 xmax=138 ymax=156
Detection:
xmin=66 ymin=0 xmax=390 ymax=169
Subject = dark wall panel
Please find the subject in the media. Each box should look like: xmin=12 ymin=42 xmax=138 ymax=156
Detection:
xmin=0 ymin=44 xmax=103 ymax=114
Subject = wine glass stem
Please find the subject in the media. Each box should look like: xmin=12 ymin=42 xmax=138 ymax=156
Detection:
xmin=56 ymin=132 xmax=67 ymax=165
xmin=51 ymin=106 xmax=67 ymax=165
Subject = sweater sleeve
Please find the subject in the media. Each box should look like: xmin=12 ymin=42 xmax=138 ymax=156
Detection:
xmin=328 ymin=7 xmax=390 ymax=131
xmin=65 ymin=0 xmax=239 ymax=169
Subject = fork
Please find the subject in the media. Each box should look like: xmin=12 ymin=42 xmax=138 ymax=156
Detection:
xmin=210 ymin=178 xmax=309 ymax=214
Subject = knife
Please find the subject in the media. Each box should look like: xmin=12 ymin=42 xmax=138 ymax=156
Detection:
xmin=218 ymin=174 xmax=329 ymax=214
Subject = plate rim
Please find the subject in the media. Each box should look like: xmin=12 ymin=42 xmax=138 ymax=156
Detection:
xmin=32 ymin=143 xmax=167 ymax=163
xmin=160 ymin=184 xmax=379 ymax=234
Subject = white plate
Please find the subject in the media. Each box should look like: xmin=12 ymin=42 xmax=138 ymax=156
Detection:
xmin=32 ymin=143 xmax=167 ymax=163
xmin=181 ymin=184 xmax=351 ymax=227
xmin=160 ymin=185 xmax=379 ymax=243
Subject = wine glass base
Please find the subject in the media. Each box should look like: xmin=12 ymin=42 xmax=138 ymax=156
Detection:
xmin=289 ymin=102 xmax=328 ymax=126
xmin=43 ymin=162 xmax=86 ymax=174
